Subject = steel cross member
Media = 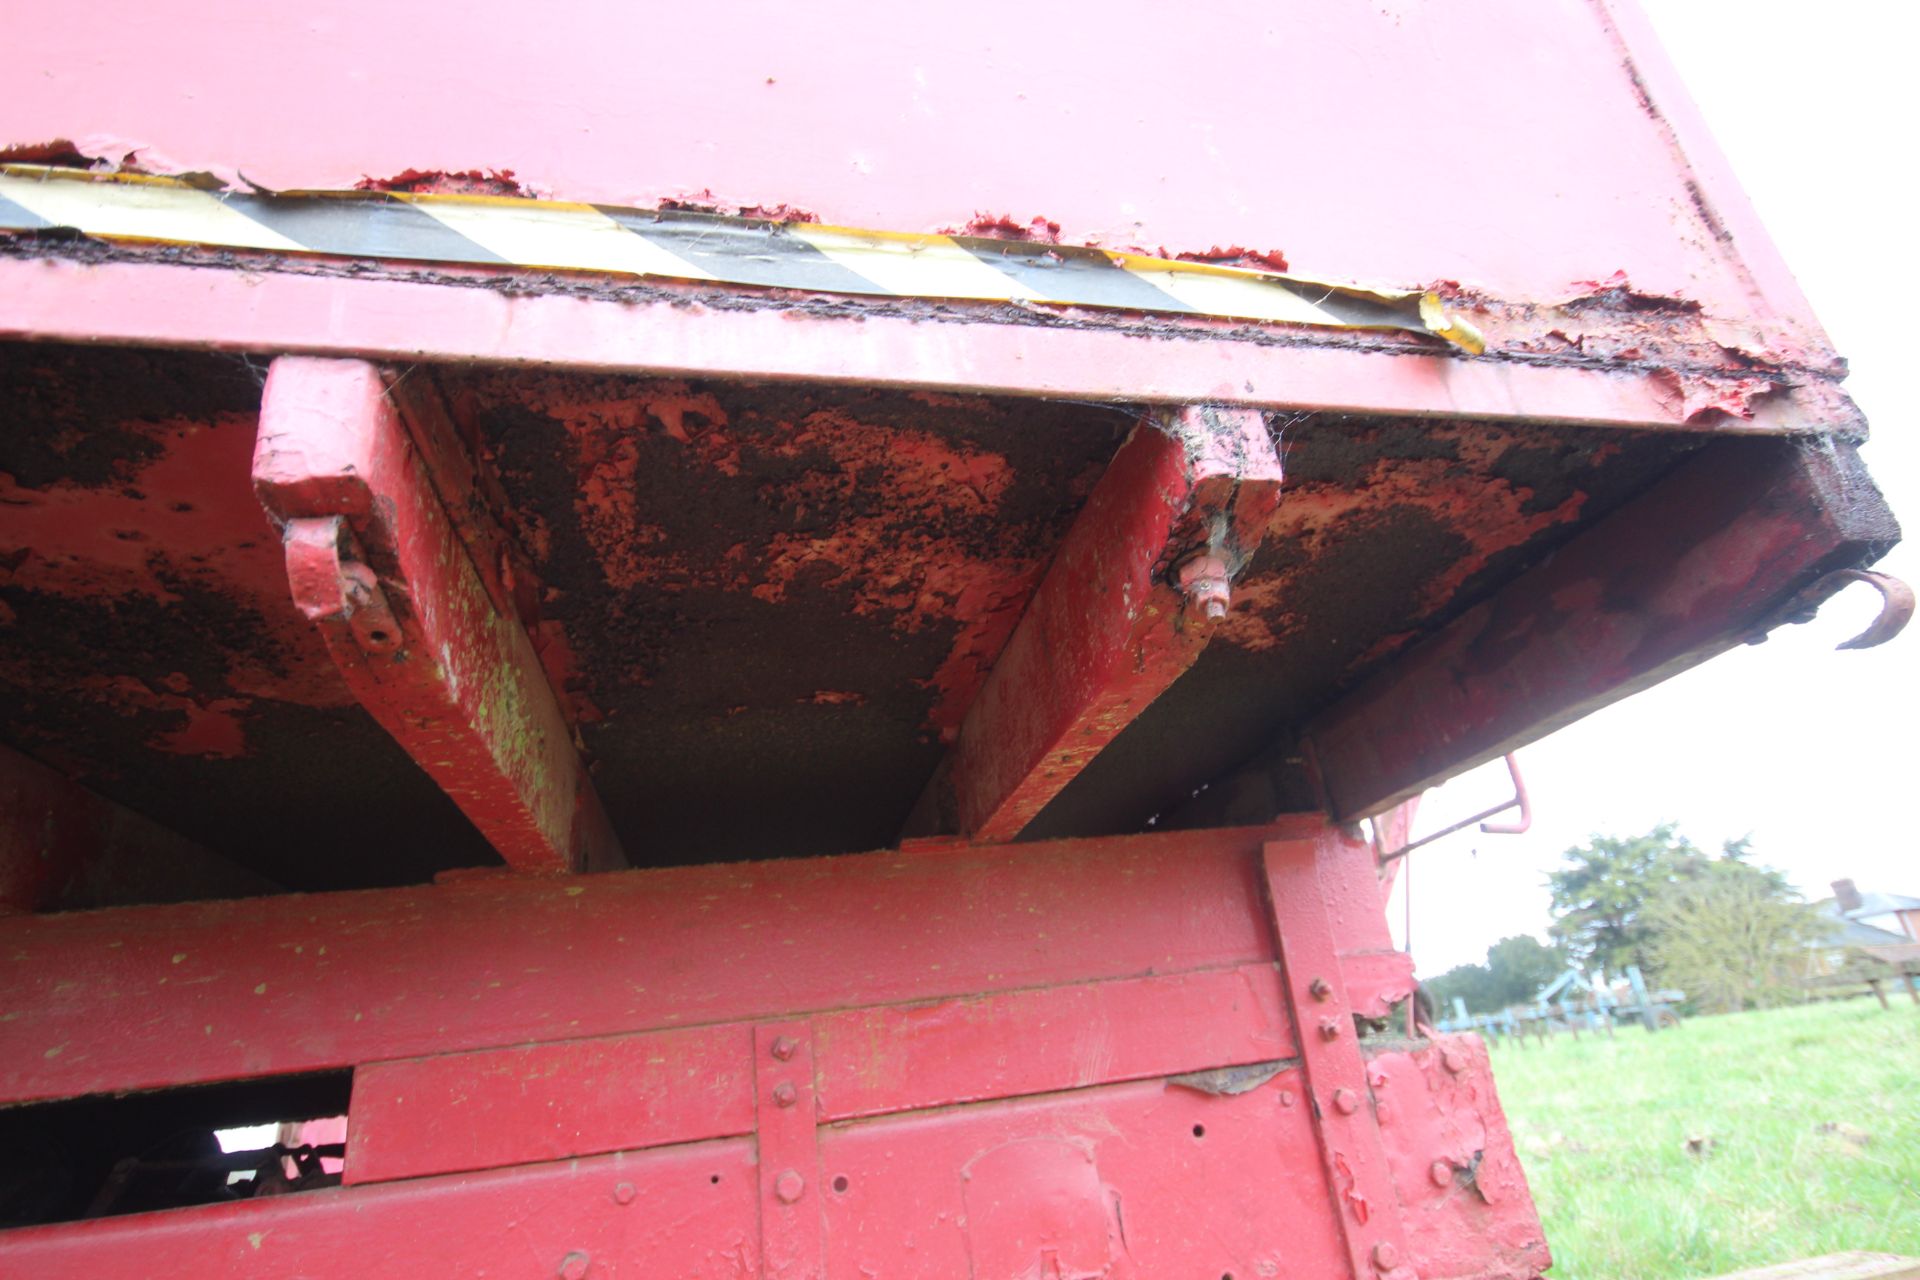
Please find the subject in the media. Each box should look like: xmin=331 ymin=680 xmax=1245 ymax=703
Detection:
xmin=253 ymin=357 xmax=625 ymax=874
xmin=906 ymin=405 xmax=1283 ymax=842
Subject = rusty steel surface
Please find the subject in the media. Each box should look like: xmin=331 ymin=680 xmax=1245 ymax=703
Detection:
xmin=0 ymin=1 xmax=1901 ymax=1273
xmin=1305 ymin=436 xmax=1899 ymax=822
xmin=3 ymin=339 xmax=1738 ymax=884
xmin=0 ymin=818 xmax=1547 ymax=1278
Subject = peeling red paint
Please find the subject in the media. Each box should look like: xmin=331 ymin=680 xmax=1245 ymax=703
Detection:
xmin=0 ymin=139 xmax=97 ymax=168
xmin=483 ymin=372 xmax=1092 ymax=735
xmin=1170 ymin=244 xmax=1291 ymax=273
xmin=1220 ymin=423 xmax=1618 ymax=658
xmin=354 ymin=168 xmax=532 ymax=198
xmin=0 ymin=395 xmax=357 ymax=748
xmin=953 ymin=213 xmax=1063 ymax=244
xmin=1649 ymin=366 xmax=1779 ymax=424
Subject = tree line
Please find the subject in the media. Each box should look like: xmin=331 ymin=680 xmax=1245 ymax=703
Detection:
xmin=1425 ymin=823 xmax=1821 ymax=1017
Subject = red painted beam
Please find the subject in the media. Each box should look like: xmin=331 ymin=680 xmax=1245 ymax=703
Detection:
xmin=0 ymin=256 xmax=1857 ymax=436
xmin=0 ymin=820 xmax=1324 ymax=1106
xmin=1265 ymin=838 xmax=1416 ymax=1280
xmin=0 ymin=744 xmax=275 ymax=914
xmin=341 ymin=964 xmax=1294 ymax=1185
xmin=253 ymin=356 xmax=623 ymax=874
xmin=909 ymin=407 xmax=1284 ymax=842
xmin=1305 ymin=437 xmax=1900 ymax=821
xmin=0 ymin=1136 xmax=761 ymax=1280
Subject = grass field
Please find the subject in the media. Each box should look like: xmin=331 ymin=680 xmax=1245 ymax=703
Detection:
xmin=1489 ymin=998 xmax=1920 ymax=1279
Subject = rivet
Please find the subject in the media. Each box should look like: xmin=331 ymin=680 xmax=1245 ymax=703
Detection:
xmin=1441 ymin=1048 xmax=1466 ymax=1074
xmin=770 ymin=1035 xmax=798 ymax=1061
xmin=1375 ymin=1097 xmax=1392 ymax=1121
xmin=772 ymin=1081 xmax=797 ymax=1108
xmin=1372 ymin=1241 xmax=1401 ymax=1271
xmin=1308 ymin=977 xmax=1333 ymax=1001
xmin=1429 ymin=1160 xmax=1454 ymax=1188
xmin=774 ymin=1169 xmax=806 ymax=1204
xmin=1332 ymin=1088 xmax=1360 ymax=1115
xmin=1277 ymin=1089 xmax=1296 ymax=1107
xmin=1319 ymin=1017 xmax=1343 ymax=1040
xmin=612 ymin=1181 xmax=636 ymax=1205
xmin=557 ymin=1250 xmax=591 ymax=1280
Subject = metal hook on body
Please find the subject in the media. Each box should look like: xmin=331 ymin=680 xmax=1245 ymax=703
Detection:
xmin=1748 ymin=568 xmax=1913 ymax=650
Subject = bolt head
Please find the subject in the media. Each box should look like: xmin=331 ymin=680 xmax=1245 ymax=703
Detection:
xmin=558 ymin=1250 xmax=591 ymax=1280
xmin=1372 ymin=1241 xmax=1401 ymax=1271
xmin=1319 ymin=1017 xmax=1343 ymax=1040
xmin=770 ymin=1035 xmax=798 ymax=1061
xmin=1429 ymin=1160 xmax=1454 ymax=1188
xmin=772 ymin=1081 xmax=798 ymax=1108
xmin=1332 ymin=1087 xmax=1360 ymax=1115
xmin=1308 ymin=977 xmax=1333 ymax=1001
xmin=612 ymin=1181 xmax=636 ymax=1205
xmin=774 ymin=1169 xmax=806 ymax=1204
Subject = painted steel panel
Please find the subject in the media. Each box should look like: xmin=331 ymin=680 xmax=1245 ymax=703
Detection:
xmin=344 ymin=1024 xmax=755 ymax=1185
xmin=0 ymin=822 xmax=1304 ymax=1105
xmin=0 ymin=1 xmax=1823 ymax=359
xmin=0 ymin=1138 xmax=761 ymax=1278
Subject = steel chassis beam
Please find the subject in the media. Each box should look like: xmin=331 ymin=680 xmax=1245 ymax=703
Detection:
xmin=907 ymin=406 xmax=1283 ymax=842
xmin=1305 ymin=435 xmax=1900 ymax=821
xmin=0 ymin=818 xmax=1546 ymax=1279
xmin=253 ymin=356 xmax=624 ymax=874
xmin=0 ymin=255 xmax=1855 ymax=435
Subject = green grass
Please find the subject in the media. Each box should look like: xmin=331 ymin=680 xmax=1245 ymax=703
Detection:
xmin=1488 ymin=998 xmax=1920 ymax=1279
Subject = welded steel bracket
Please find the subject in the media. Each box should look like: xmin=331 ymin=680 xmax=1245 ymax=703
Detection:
xmin=253 ymin=357 xmax=625 ymax=874
xmin=905 ymin=405 xmax=1283 ymax=842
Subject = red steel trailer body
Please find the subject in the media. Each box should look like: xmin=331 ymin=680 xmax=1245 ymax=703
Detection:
xmin=0 ymin=1 xmax=1902 ymax=1276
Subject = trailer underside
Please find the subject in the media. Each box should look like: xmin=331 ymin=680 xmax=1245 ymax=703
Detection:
xmin=0 ymin=1 xmax=1907 ymax=1274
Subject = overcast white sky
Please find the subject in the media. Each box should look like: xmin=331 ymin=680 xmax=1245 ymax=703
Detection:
xmin=1387 ymin=0 xmax=1919 ymax=976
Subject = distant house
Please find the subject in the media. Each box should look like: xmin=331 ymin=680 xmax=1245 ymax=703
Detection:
xmin=1805 ymin=878 xmax=1920 ymax=980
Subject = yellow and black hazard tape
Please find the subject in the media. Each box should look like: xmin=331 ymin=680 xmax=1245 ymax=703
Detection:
xmin=0 ymin=164 xmax=1484 ymax=353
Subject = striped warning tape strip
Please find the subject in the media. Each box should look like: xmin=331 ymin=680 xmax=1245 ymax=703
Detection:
xmin=0 ymin=165 xmax=1484 ymax=353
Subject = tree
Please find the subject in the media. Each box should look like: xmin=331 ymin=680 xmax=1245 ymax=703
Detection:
xmin=1425 ymin=934 xmax=1566 ymax=1016
xmin=1546 ymin=824 xmax=1716 ymax=974
xmin=1485 ymin=935 xmax=1565 ymax=1003
xmin=1644 ymin=857 xmax=1818 ymax=1014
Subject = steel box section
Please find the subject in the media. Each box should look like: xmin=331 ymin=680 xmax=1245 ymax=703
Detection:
xmin=0 ymin=0 xmax=1827 ymax=363
xmin=0 ymin=820 xmax=1547 ymax=1279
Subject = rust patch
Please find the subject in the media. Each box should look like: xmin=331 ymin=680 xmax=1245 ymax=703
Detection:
xmin=0 ymin=343 xmax=498 ymax=887
xmin=0 ymin=139 xmax=98 ymax=168
xmin=1169 ymin=245 xmax=1291 ymax=273
xmin=1027 ymin=415 xmax=1697 ymax=840
xmin=354 ymin=168 xmax=532 ymax=197
xmin=458 ymin=370 xmax=1122 ymax=863
xmin=951 ymin=213 xmax=1064 ymax=243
